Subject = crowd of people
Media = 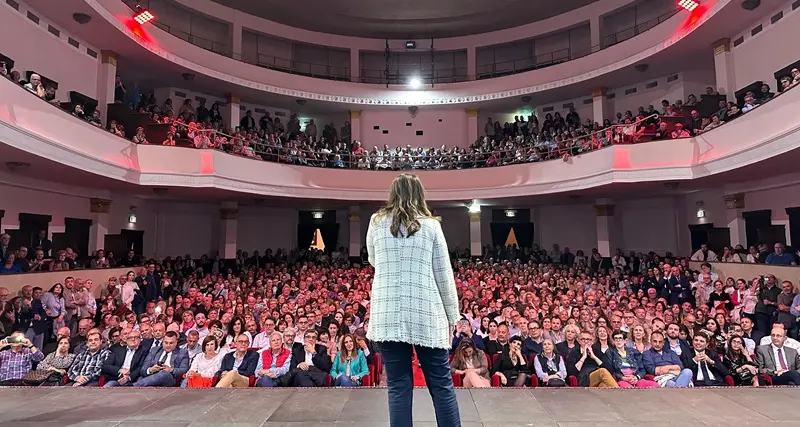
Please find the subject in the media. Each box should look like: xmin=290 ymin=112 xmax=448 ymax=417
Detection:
xmin=1 ymin=238 xmax=799 ymax=390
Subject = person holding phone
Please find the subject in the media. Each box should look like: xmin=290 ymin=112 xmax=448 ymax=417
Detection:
xmin=0 ymin=332 xmax=44 ymax=385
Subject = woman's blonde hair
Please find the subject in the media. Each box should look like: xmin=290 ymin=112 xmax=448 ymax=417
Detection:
xmin=374 ymin=173 xmax=435 ymax=237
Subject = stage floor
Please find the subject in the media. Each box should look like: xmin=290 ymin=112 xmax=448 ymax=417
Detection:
xmin=0 ymin=386 xmax=796 ymax=427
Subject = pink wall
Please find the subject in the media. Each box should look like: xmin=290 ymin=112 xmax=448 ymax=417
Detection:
xmin=360 ymin=108 xmax=469 ymax=149
xmin=0 ymin=1 xmax=99 ymax=99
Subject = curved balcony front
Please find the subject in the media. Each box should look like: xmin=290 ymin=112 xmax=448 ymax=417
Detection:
xmin=77 ymin=0 xmax=736 ymax=105
xmin=1 ymin=74 xmax=799 ymax=201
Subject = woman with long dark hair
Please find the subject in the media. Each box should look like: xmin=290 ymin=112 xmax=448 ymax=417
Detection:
xmin=366 ymin=173 xmax=461 ymax=427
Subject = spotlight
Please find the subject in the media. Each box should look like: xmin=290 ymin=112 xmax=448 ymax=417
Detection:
xmin=408 ymin=77 xmax=422 ymax=89
xmin=467 ymin=201 xmax=481 ymax=214
xmin=133 ymin=6 xmax=155 ymax=24
xmin=678 ymin=0 xmax=699 ymax=11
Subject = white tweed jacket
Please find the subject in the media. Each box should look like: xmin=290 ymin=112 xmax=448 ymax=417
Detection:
xmin=365 ymin=213 xmax=460 ymax=349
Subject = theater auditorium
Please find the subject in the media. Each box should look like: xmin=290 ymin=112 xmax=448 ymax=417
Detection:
xmin=0 ymin=0 xmax=799 ymax=425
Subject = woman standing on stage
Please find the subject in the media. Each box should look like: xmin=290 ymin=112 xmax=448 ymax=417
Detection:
xmin=366 ymin=173 xmax=461 ymax=427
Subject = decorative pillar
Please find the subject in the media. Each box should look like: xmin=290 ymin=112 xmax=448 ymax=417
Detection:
xmin=348 ymin=207 xmax=361 ymax=258
xmin=466 ymin=108 xmax=479 ymax=144
xmin=591 ymin=87 xmax=609 ymax=125
xmin=469 ymin=210 xmax=482 ymax=257
xmin=466 ymin=46 xmax=477 ymax=80
xmin=590 ymin=15 xmax=602 ymax=49
xmin=350 ymin=110 xmax=362 ymax=144
xmin=230 ymin=22 xmax=243 ymax=58
xmin=713 ymin=38 xmax=735 ymax=96
xmin=96 ymin=50 xmax=118 ymax=122
xmin=725 ymin=193 xmax=746 ymax=247
xmin=350 ymin=49 xmax=360 ymax=82
xmin=224 ymin=94 xmax=241 ymax=130
xmin=88 ymin=198 xmax=111 ymax=255
xmin=595 ymin=201 xmax=616 ymax=257
xmin=219 ymin=202 xmax=238 ymax=259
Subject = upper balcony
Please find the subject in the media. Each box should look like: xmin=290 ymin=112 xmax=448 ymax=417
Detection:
xmin=20 ymin=0 xmax=783 ymax=106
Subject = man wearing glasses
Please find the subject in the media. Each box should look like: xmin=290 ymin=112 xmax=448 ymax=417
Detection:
xmin=216 ymin=333 xmax=258 ymax=388
xmin=289 ymin=330 xmax=332 ymax=387
xmin=566 ymin=331 xmax=618 ymax=387
xmin=102 ymin=330 xmax=145 ymax=387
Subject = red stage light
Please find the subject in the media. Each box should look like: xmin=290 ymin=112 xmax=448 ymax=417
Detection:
xmin=678 ymin=0 xmax=699 ymax=11
xmin=133 ymin=7 xmax=155 ymax=25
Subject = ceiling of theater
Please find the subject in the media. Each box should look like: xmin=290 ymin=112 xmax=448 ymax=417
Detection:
xmin=210 ymin=0 xmax=600 ymax=38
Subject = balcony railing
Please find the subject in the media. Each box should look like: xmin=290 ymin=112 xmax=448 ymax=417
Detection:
xmin=121 ymin=0 xmax=681 ymax=84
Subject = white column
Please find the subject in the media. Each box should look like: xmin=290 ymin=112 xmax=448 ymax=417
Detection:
xmin=466 ymin=108 xmax=479 ymax=144
xmin=590 ymin=15 xmax=602 ymax=49
xmin=350 ymin=48 xmax=360 ymax=82
xmin=713 ymin=38 xmax=736 ymax=96
xmin=219 ymin=202 xmax=238 ymax=259
xmin=231 ymin=22 xmax=243 ymax=58
xmin=595 ymin=200 xmax=616 ymax=257
xmin=469 ymin=210 xmax=482 ymax=257
xmin=591 ymin=87 xmax=608 ymax=125
xmin=88 ymin=198 xmax=111 ymax=255
xmin=348 ymin=207 xmax=361 ymax=257
xmin=466 ymin=46 xmax=477 ymax=80
xmin=724 ymin=193 xmax=746 ymax=247
xmin=350 ymin=110 xmax=362 ymax=144
xmin=95 ymin=51 xmax=118 ymax=122
xmin=224 ymin=94 xmax=240 ymax=130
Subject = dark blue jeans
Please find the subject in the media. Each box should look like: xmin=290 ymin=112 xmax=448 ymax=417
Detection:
xmin=378 ymin=341 xmax=461 ymax=427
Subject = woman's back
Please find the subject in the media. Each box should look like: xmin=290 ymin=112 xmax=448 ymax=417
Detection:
xmin=366 ymin=214 xmax=459 ymax=350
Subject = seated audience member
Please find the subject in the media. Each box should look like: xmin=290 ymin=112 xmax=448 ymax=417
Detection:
xmin=556 ymin=324 xmax=580 ymax=357
xmin=251 ymin=317 xmax=276 ymax=349
xmin=607 ymin=330 xmax=658 ymax=388
xmin=134 ymin=330 xmax=189 ymax=387
xmin=493 ymin=336 xmax=530 ymax=387
xmin=215 ymin=333 xmax=258 ymax=388
xmin=670 ymin=123 xmax=690 ymax=139
xmin=181 ymin=330 xmax=202 ymax=360
xmin=24 ymin=73 xmax=46 ymax=98
xmin=664 ymin=322 xmax=692 ymax=357
xmin=756 ymin=326 xmax=800 ymax=385
xmin=256 ymin=331 xmax=291 ymax=387
xmin=642 ymin=330 xmax=693 ymax=387
xmin=758 ymin=324 xmax=800 ymax=350
xmin=452 ymin=319 xmax=485 ymax=352
xmin=450 ymin=337 xmax=490 ymax=388
xmin=65 ymin=331 xmax=108 ymax=387
xmin=567 ymin=331 xmax=618 ymax=387
xmin=724 ymin=335 xmax=759 ymax=386
xmin=184 ymin=336 xmax=224 ymax=388
xmin=534 ymin=338 xmax=567 ymax=387
xmin=0 ymin=332 xmax=44 ymax=385
xmin=37 ymin=336 xmax=75 ymax=380
xmin=289 ymin=330 xmax=331 ymax=387
xmin=330 ymin=333 xmax=369 ymax=387
xmin=681 ymin=332 xmax=729 ymax=386
xmin=102 ymin=329 xmax=145 ymax=387
xmin=485 ymin=322 xmax=510 ymax=356
xmin=765 ymin=243 xmax=796 ymax=266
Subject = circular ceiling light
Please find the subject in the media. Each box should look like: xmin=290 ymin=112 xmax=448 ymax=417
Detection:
xmin=72 ymin=13 xmax=91 ymax=24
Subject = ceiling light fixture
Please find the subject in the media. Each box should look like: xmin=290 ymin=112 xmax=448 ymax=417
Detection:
xmin=133 ymin=5 xmax=155 ymax=25
xmin=408 ymin=77 xmax=422 ymax=90
xmin=678 ymin=0 xmax=699 ymax=12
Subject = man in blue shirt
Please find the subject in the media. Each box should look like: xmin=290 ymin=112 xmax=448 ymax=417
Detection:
xmin=642 ymin=330 xmax=693 ymax=387
xmin=765 ymin=243 xmax=797 ymax=266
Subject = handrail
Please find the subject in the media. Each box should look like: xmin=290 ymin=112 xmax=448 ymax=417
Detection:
xmin=120 ymin=0 xmax=682 ymax=84
xmin=164 ymin=114 xmax=660 ymax=169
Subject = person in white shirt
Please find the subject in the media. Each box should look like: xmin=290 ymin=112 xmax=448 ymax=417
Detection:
xmin=251 ymin=317 xmax=277 ymax=350
xmin=181 ymin=330 xmax=202 ymax=361
xmin=691 ymin=244 xmax=719 ymax=262
xmin=181 ymin=335 xmax=226 ymax=388
xmin=759 ymin=324 xmax=800 ymax=351
xmin=188 ymin=313 xmax=209 ymax=341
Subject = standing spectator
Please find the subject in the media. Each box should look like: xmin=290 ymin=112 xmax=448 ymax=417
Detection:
xmin=0 ymin=234 xmax=10 ymax=263
xmin=114 ymin=75 xmax=126 ymax=104
xmin=0 ymin=332 xmax=44 ymax=385
xmin=776 ymin=281 xmax=797 ymax=333
xmin=755 ymin=276 xmax=780 ymax=335
xmin=756 ymin=326 xmax=800 ymax=385
xmin=240 ymin=110 xmax=256 ymax=131
xmin=32 ymin=230 xmax=51 ymax=257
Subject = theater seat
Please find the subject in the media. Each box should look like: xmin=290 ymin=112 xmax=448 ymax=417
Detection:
xmin=568 ymin=376 xmax=578 ymax=387
xmin=98 ymin=375 xmax=108 ymax=387
xmin=724 ymin=375 xmax=734 ymax=386
xmin=361 ymin=373 xmax=373 ymax=387
xmin=325 ymin=374 xmax=333 ymax=387
xmin=760 ymin=374 xmax=773 ymax=386
xmin=452 ymin=372 xmax=463 ymax=387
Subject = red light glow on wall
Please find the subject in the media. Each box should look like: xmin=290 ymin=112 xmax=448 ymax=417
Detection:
xmin=133 ymin=8 xmax=155 ymax=25
xmin=678 ymin=0 xmax=699 ymax=11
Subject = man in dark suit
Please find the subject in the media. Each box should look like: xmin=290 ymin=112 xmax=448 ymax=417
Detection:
xmin=664 ymin=265 xmax=692 ymax=305
xmin=32 ymin=230 xmax=51 ymax=258
xmin=681 ymin=333 xmax=729 ymax=386
xmin=134 ymin=331 xmax=189 ymax=387
xmin=102 ymin=329 xmax=145 ymax=387
xmin=756 ymin=326 xmax=800 ymax=385
xmin=289 ymin=329 xmax=331 ymax=387
xmin=143 ymin=263 xmax=161 ymax=303
xmin=741 ymin=317 xmax=764 ymax=346
xmin=215 ymin=333 xmax=259 ymax=388
xmin=665 ymin=323 xmax=693 ymax=358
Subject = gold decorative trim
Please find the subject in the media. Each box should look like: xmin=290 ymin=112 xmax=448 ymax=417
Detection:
xmin=713 ymin=38 xmax=731 ymax=55
xmin=591 ymin=87 xmax=607 ymax=98
xmin=724 ymin=193 xmax=745 ymax=210
xmin=100 ymin=50 xmax=118 ymax=66
xmin=348 ymin=212 xmax=361 ymax=222
xmin=465 ymin=108 xmax=479 ymax=117
xmin=595 ymin=204 xmax=615 ymax=216
xmin=350 ymin=110 xmax=361 ymax=119
xmin=89 ymin=198 xmax=111 ymax=214
xmin=469 ymin=211 xmax=481 ymax=221
xmin=226 ymin=94 xmax=240 ymax=105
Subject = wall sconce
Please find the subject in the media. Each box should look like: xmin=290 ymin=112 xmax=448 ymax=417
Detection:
xmin=695 ymin=201 xmax=705 ymax=219
xmin=312 ymin=211 xmax=324 ymax=219
xmin=128 ymin=206 xmax=138 ymax=224
xmin=505 ymin=209 xmax=517 ymax=218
